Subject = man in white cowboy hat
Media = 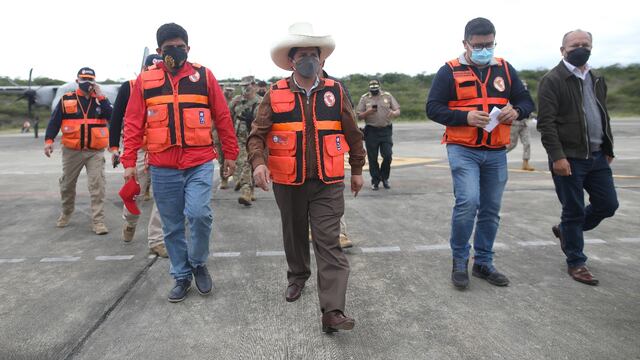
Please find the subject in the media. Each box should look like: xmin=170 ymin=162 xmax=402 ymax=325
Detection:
xmin=247 ymin=22 xmax=366 ymax=333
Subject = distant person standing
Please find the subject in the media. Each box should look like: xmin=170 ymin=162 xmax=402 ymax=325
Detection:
xmin=216 ymin=85 xmax=236 ymax=189
xmin=256 ymin=80 xmax=268 ymax=97
xmin=44 ymin=67 xmax=112 ymax=235
xmin=229 ymin=76 xmax=261 ymax=206
xmin=537 ymin=29 xmax=618 ymax=286
xmin=506 ymin=80 xmax=535 ymax=171
xmin=109 ymin=54 xmax=167 ymax=258
xmin=356 ymin=79 xmax=400 ymax=190
xmin=426 ymin=17 xmax=534 ymax=289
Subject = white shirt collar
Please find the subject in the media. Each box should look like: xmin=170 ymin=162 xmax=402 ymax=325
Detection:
xmin=292 ymin=74 xmax=319 ymax=96
xmin=563 ymin=59 xmax=591 ymax=80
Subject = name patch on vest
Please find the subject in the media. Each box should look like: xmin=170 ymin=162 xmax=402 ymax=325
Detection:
xmin=189 ymin=71 xmax=200 ymax=82
xmin=493 ymin=76 xmax=506 ymax=92
xmin=272 ymin=135 xmax=288 ymax=145
xmin=199 ymin=111 xmax=205 ymax=124
xmin=335 ymin=135 xmax=342 ymax=151
xmin=324 ymin=92 xmax=336 ymax=107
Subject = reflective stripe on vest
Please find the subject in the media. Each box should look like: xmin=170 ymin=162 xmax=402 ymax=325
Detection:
xmin=267 ymin=78 xmax=349 ymax=185
xmin=60 ymin=91 xmax=109 ymax=150
xmin=141 ymin=64 xmax=213 ymax=153
xmin=443 ymin=57 xmax=512 ymax=148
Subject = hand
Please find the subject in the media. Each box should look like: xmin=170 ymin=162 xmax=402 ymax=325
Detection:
xmin=124 ymin=167 xmax=138 ymax=182
xmin=44 ymin=143 xmax=53 ymax=157
xmin=497 ymin=104 xmax=518 ymax=124
xmin=552 ymin=158 xmax=572 ymax=176
xmin=351 ymin=174 xmax=363 ymax=197
xmin=253 ymin=164 xmax=271 ymax=191
xmin=92 ymin=83 xmax=104 ymax=98
xmin=223 ymin=159 xmax=236 ymax=178
xmin=606 ymin=155 xmax=614 ymax=164
xmin=467 ymin=111 xmax=490 ymax=128
xmin=111 ymin=153 xmax=120 ymax=168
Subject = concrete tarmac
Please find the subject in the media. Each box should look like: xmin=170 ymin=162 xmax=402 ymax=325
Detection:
xmin=0 ymin=120 xmax=638 ymax=359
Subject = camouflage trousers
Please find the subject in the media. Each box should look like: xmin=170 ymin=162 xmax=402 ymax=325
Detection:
xmin=59 ymin=147 xmax=105 ymax=224
xmin=506 ymin=120 xmax=531 ymax=160
xmin=213 ymin=130 xmax=226 ymax=179
xmin=234 ymin=124 xmax=253 ymax=193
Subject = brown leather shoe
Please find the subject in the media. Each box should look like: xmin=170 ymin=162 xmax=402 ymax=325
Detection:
xmin=321 ymin=310 xmax=355 ymax=333
xmin=568 ymin=265 xmax=599 ymax=286
xmin=285 ymin=283 xmax=304 ymax=302
xmin=552 ymin=224 xmax=565 ymax=251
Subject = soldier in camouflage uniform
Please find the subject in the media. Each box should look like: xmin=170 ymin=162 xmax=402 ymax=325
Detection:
xmin=216 ymin=86 xmax=236 ymax=189
xmin=229 ymin=76 xmax=261 ymax=205
xmin=506 ymin=80 xmax=535 ymax=171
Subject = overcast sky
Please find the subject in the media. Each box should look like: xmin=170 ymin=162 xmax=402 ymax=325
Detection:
xmin=3 ymin=0 xmax=639 ymax=83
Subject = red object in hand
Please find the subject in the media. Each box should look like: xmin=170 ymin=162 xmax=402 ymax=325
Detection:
xmin=119 ymin=178 xmax=141 ymax=215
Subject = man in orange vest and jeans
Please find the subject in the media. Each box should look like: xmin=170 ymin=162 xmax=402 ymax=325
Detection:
xmin=248 ymin=22 xmax=365 ymax=333
xmin=427 ymin=18 xmax=534 ymax=289
xmin=122 ymin=23 xmax=239 ymax=302
xmin=44 ymin=67 xmax=112 ymax=235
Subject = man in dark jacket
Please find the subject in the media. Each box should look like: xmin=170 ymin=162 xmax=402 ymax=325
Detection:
xmin=537 ymin=29 xmax=618 ymax=286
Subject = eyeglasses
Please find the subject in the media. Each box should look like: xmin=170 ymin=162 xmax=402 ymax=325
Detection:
xmin=467 ymin=42 xmax=497 ymax=51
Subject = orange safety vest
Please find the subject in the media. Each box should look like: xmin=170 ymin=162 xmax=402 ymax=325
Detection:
xmin=267 ymin=78 xmax=349 ymax=185
xmin=60 ymin=91 xmax=109 ymax=150
xmin=141 ymin=64 xmax=213 ymax=153
xmin=443 ymin=57 xmax=513 ymax=148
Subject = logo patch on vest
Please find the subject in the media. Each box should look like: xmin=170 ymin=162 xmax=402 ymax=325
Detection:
xmin=272 ymin=135 xmax=289 ymax=145
xmin=323 ymin=92 xmax=336 ymax=107
xmin=95 ymin=106 xmax=101 ymax=115
xmin=189 ymin=71 xmax=200 ymax=82
xmin=147 ymin=109 xmax=156 ymax=117
xmin=335 ymin=135 xmax=342 ymax=152
xmin=199 ymin=111 xmax=205 ymax=124
xmin=493 ymin=76 xmax=506 ymax=92
xmin=63 ymin=126 xmax=72 ymax=133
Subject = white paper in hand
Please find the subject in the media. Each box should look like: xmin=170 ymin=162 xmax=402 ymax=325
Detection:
xmin=484 ymin=107 xmax=501 ymax=133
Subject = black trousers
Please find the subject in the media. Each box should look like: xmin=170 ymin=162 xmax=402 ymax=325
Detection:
xmin=364 ymin=125 xmax=393 ymax=184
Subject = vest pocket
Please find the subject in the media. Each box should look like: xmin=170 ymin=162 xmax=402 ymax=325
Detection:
xmin=267 ymin=131 xmax=296 ymax=156
xmin=268 ymin=155 xmax=296 ymax=183
xmin=454 ymin=76 xmax=478 ymax=100
xmin=491 ymin=123 xmax=511 ymax=146
xmin=63 ymin=99 xmax=78 ymax=114
xmin=146 ymin=104 xmax=168 ymax=128
xmin=89 ymin=126 xmax=109 ymax=150
xmin=271 ymin=91 xmax=295 ymax=113
xmin=141 ymin=69 xmax=166 ymax=89
xmin=322 ymin=134 xmax=349 ymax=179
xmin=146 ymin=127 xmax=170 ymax=152
xmin=61 ymin=122 xmax=81 ymax=149
xmin=445 ymin=125 xmax=479 ymax=144
xmin=182 ymin=108 xmax=213 ymax=146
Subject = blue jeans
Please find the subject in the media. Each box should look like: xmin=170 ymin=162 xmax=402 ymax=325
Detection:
xmin=150 ymin=162 xmax=214 ymax=280
xmin=550 ymin=151 xmax=618 ymax=267
xmin=446 ymin=144 xmax=508 ymax=265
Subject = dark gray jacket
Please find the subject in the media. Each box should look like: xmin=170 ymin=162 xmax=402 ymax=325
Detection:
xmin=537 ymin=61 xmax=614 ymax=161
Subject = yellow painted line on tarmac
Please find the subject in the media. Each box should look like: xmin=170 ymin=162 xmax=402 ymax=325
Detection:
xmin=424 ymin=163 xmax=640 ymax=179
xmin=346 ymin=157 xmax=439 ymax=170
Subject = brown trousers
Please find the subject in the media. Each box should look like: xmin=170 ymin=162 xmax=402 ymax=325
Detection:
xmin=59 ymin=147 xmax=105 ymax=224
xmin=273 ymin=180 xmax=350 ymax=314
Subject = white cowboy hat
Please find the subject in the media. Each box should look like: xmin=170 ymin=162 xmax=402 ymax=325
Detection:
xmin=270 ymin=22 xmax=335 ymax=71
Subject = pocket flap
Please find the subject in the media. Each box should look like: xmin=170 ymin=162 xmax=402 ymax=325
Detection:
xmin=183 ymin=108 xmax=211 ymax=128
xmin=146 ymin=105 xmax=168 ymax=123
xmin=323 ymin=134 xmax=349 ymax=156
xmin=267 ymin=131 xmax=296 ymax=151
xmin=63 ymin=99 xmax=78 ymax=114
xmin=271 ymin=91 xmax=295 ymax=113
xmin=91 ymin=127 xmax=109 ymax=138
xmin=61 ymin=123 xmax=80 ymax=134
xmin=268 ymin=156 xmax=295 ymax=175
xmin=141 ymin=69 xmax=166 ymax=89
xmin=146 ymin=127 xmax=169 ymax=144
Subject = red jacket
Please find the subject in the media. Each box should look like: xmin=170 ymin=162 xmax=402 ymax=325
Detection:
xmin=121 ymin=62 xmax=238 ymax=169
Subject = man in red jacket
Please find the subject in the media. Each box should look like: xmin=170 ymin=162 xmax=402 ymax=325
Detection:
xmin=121 ymin=23 xmax=239 ymax=302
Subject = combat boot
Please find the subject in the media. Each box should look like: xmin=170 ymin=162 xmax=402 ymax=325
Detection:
xmin=93 ymin=223 xmax=109 ymax=235
xmin=250 ymin=188 xmax=256 ymax=201
xmin=143 ymin=187 xmax=152 ymax=201
xmin=238 ymin=188 xmax=252 ymax=206
xmin=522 ymin=160 xmax=535 ymax=171
xmin=234 ymin=178 xmax=242 ymax=191
xmin=150 ymin=243 xmax=168 ymax=258
xmin=122 ymin=223 xmax=136 ymax=242
xmin=339 ymin=234 xmax=353 ymax=249
xmin=56 ymin=213 xmax=71 ymax=228
xmin=219 ymin=177 xmax=229 ymax=190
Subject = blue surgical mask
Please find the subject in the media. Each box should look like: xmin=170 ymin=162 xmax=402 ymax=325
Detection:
xmin=470 ymin=48 xmax=494 ymax=65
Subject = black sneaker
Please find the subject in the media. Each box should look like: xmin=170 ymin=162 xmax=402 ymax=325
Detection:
xmin=168 ymin=278 xmax=191 ymax=303
xmin=472 ymin=263 xmax=510 ymax=286
xmin=451 ymin=259 xmax=469 ymax=289
xmin=382 ymin=180 xmax=390 ymax=189
xmin=371 ymin=182 xmax=379 ymax=191
xmin=192 ymin=265 xmax=213 ymax=295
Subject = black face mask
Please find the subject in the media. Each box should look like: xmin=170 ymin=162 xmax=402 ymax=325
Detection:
xmin=257 ymin=90 xmax=266 ymax=97
xmin=295 ymin=57 xmax=320 ymax=79
xmin=78 ymin=82 xmax=92 ymax=93
xmin=370 ymin=89 xmax=380 ymax=96
xmin=162 ymin=46 xmax=188 ymax=72
xmin=566 ymin=47 xmax=591 ymax=67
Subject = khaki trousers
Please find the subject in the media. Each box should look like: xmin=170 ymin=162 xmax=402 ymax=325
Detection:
xmin=273 ymin=180 xmax=350 ymax=314
xmin=59 ymin=147 xmax=105 ymax=224
xmin=122 ymin=149 xmax=164 ymax=248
